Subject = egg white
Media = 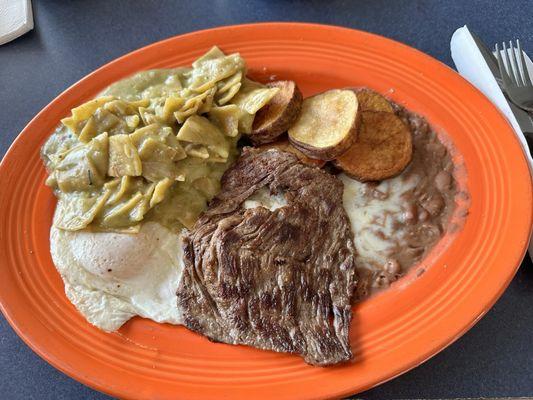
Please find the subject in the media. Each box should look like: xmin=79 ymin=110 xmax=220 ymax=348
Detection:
xmin=50 ymin=175 xmax=413 ymax=332
xmin=50 ymin=221 xmax=184 ymax=332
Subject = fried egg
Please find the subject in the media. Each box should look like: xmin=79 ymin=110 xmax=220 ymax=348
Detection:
xmin=50 ymin=221 xmax=184 ymax=331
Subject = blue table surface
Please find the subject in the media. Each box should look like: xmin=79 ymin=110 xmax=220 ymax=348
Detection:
xmin=1 ymin=1 xmax=532 ymax=399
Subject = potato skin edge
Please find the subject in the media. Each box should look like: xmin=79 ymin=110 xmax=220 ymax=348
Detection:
xmin=250 ymin=82 xmax=303 ymax=145
xmin=334 ymin=149 xmax=412 ymax=182
xmin=257 ymin=139 xmax=327 ymax=168
xmin=288 ymin=105 xmax=361 ymax=161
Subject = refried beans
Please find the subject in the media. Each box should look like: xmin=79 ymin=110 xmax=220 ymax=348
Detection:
xmin=340 ymin=101 xmax=469 ymax=300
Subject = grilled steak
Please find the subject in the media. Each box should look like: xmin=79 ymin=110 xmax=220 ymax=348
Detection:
xmin=176 ymin=148 xmax=358 ymax=366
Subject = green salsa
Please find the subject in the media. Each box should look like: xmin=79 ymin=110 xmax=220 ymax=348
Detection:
xmin=41 ymin=47 xmax=278 ymax=233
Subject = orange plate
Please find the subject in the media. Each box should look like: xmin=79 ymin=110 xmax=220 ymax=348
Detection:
xmin=0 ymin=23 xmax=532 ymax=400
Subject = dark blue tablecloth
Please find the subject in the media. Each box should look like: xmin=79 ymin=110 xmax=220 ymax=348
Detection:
xmin=1 ymin=1 xmax=532 ymax=399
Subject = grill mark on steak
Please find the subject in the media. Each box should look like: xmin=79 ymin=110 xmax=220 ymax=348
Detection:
xmin=177 ymin=148 xmax=358 ymax=366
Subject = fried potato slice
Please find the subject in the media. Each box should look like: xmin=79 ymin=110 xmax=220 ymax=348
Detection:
xmin=257 ymin=138 xmax=326 ymax=168
xmin=353 ymin=88 xmax=394 ymax=113
xmin=250 ymin=80 xmax=303 ymax=145
xmin=335 ymin=111 xmax=412 ymax=181
xmin=288 ymin=89 xmax=360 ymax=160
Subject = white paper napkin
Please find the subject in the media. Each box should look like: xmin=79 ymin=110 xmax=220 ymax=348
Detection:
xmin=0 ymin=0 xmax=33 ymax=46
xmin=450 ymin=25 xmax=533 ymax=260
